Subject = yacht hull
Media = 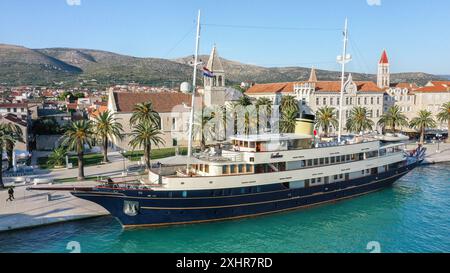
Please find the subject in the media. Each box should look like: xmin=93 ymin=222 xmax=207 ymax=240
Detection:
xmin=72 ymin=162 xmax=419 ymax=228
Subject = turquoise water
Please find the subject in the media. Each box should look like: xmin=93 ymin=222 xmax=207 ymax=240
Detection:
xmin=1 ymin=163 xmax=449 ymax=253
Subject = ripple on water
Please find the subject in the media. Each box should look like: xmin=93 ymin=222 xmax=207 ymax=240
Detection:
xmin=0 ymin=164 xmax=449 ymax=253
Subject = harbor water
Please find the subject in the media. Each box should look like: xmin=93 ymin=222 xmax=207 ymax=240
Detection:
xmin=0 ymin=163 xmax=449 ymax=253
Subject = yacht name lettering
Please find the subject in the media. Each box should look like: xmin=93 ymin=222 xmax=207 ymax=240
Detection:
xmin=270 ymin=153 xmax=283 ymax=159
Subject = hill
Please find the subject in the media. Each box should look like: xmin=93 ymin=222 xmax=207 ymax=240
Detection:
xmin=0 ymin=43 xmax=445 ymax=87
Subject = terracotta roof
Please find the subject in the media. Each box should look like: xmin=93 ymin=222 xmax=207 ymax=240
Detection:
xmin=429 ymin=81 xmax=450 ymax=87
xmin=0 ymin=103 xmax=28 ymax=108
xmin=246 ymin=80 xmax=383 ymax=94
xmin=391 ymin=82 xmax=419 ymax=90
xmin=1 ymin=114 xmax=27 ymax=127
xmin=415 ymin=84 xmax=450 ymax=93
xmin=90 ymin=105 xmax=108 ymax=118
xmin=379 ymin=50 xmax=389 ymax=64
xmin=113 ymin=92 xmax=192 ymax=113
xmin=67 ymin=103 xmax=78 ymax=110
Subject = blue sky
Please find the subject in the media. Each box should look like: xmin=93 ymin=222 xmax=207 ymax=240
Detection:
xmin=0 ymin=0 xmax=449 ymax=74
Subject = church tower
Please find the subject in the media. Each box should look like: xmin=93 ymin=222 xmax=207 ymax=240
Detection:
xmin=203 ymin=45 xmax=226 ymax=107
xmin=377 ymin=50 xmax=390 ymax=89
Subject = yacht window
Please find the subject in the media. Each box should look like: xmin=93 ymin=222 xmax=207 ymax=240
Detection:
xmin=339 ymin=174 xmax=344 ymax=179
xmin=307 ymin=159 xmax=313 ymax=166
xmin=250 ymin=142 xmax=256 ymax=148
xmin=238 ymin=164 xmax=243 ymax=173
xmin=311 ymin=178 xmax=316 ymax=184
xmin=314 ymin=159 xmax=319 ymax=165
xmin=204 ymin=165 xmax=209 ymax=173
xmin=341 ymin=155 xmax=346 ymax=162
xmin=319 ymin=158 xmax=324 ymax=165
xmin=317 ymin=177 xmax=322 ymax=183
xmin=325 ymin=158 xmax=329 ymax=164
xmin=222 ymin=165 xmax=227 ymax=174
xmin=182 ymin=191 xmax=188 ymax=198
xmin=230 ymin=165 xmax=236 ymax=173
xmin=331 ymin=157 xmax=336 ymax=164
xmin=334 ymin=175 xmax=338 ymax=180
xmin=336 ymin=156 xmax=341 ymax=163
xmin=346 ymin=155 xmax=351 ymax=161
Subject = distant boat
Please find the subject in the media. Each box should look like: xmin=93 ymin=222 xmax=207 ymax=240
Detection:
xmin=374 ymin=133 xmax=410 ymax=142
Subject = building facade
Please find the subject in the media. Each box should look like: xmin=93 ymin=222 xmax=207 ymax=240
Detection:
xmin=246 ymin=71 xmax=385 ymax=135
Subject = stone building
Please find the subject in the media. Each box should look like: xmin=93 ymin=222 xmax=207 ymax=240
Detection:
xmin=246 ymin=70 xmax=385 ymax=135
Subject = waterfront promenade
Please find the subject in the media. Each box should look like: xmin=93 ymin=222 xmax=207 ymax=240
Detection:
xmin=406 ymin=142 xmax=450 ymax=164
xmin=0 ymin=181 xmax=108 ymax=232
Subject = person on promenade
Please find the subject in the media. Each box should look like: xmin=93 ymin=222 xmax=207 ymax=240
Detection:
xmin=6 ymin=187 xmax=14 ymax=202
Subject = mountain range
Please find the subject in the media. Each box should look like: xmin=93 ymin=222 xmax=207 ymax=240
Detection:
xmin=0 ymin=43 xmax=445 ymax=88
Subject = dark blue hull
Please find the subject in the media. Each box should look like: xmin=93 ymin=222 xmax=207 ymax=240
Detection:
xmin=72 ymin=162 xmax=419 ymax=228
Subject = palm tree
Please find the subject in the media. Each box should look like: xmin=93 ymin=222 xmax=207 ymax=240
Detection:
xmin=377 ymin=105 xmax=409 ymax=134
xmin=256 ymin=97 xmax=273 ymax=133
xmin=410 ymin=110 xmax=436 ymax=144
xmin=130 ymin=102 xmax=160 ymax=127
xmin=280 ymin=109 xmax=298 ymax=133
xmin=280 ymin=95 xmax=299 ymax=114
xmin=93 ymin=110 xmax=124 ymax=163
xmin=129 ymin=122 xmax=165 ymax=170
xmin=346 ymin=106 xmax=375 ymax=134
xmin=0 ymin=123 xmax=23 ymax=188
xmin=437 ymin=102 xmax=450 ymax=143
xmin=61 ymin=120 xmax=94 ymax=181
xmin=192 ymin=108 xmax=214 ymax=151
xmin=315 ymin=106 xmax=339 ymax=137
xmin=47 ymin=146 xmax=67 ymax=168
xmin=234 ymin=94 xmax=254 ymax=135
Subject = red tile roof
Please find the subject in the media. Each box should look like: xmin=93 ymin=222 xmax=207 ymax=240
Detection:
xmin=1 ymin=114 xmax=27 ymax=127
xmin=379 ymin=50 xmax=389 ymax=64
xmin=246 ymin=80 xmax=383 ymax=94
xmin=391 ymin=82 xmax=419 ymax=90
xmin=113 ymin=92 xmax=192 ymax=113
xmin=415 ymin=84 xmax=450 ymax=93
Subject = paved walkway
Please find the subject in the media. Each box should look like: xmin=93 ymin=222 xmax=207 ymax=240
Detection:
xmin=0 ymin=182 xmax=109 ymax=232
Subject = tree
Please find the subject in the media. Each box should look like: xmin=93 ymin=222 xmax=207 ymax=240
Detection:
xmin=280 ymin=95 xmax=299 ymax=114
xmin=192 ymin=108 xmax=214 ymax=151
xmin=47 ymin=146 xmax=67 ymax=168
xmin=92 ymin=110 xmax=124 ymax=163
xmin=129 ymin=122 xmax=165 ymax=170
xmin=346 ymin=106 xmax=374 ymax=134
xmin=410 ymin=110 xmax=436 ymax=144
xmin=0 ymin=123 xmax=24 ymax=188
xmin=280 ymin=109 xmax=298 ymax=133
xmin=130 ymin=102 xmax=160 ymax=127
xmin=315 ymin=106 xmax=339 ymax=137
xmin=61 ymin=120 xmax=94 ymax=180
xmin=5 ymin=126 xmax=24 ymax=171
xmin=234 ymin=94 xmax=254 ymax=135
xmin=377 ymin=105 xmax=409 ymax=134
xmin=255 ymin=97 xmax=273 ymax=133
xmin=437 ymin=102 xmax=450 ymax=143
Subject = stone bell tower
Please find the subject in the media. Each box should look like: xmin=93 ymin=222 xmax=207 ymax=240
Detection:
xmin=377 ymin=50 xmax=390 ymax=89
xmin=203 ymin=45 xmax=226 ymax=107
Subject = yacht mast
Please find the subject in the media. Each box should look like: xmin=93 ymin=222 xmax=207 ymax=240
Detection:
xmin=187 ymin=10 xmax=201 ymax=171
xmin=337 ymin=18 xmax=351 ymax=143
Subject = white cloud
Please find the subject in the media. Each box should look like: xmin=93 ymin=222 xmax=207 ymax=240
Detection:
xmin=66 ymin=0 xmax=81 ymax=6
xmin=367 ymin=0 xmax=381 ymax=6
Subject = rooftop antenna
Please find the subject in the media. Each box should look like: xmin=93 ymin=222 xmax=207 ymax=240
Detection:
xmin=187 ymin=10 xmax=202 ymax=172
xmin=336 ymin=18 xmax=352 ymax=143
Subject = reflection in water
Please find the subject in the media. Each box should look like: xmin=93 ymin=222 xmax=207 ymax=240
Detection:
xmin=0 ymin=164 xmax=449 ymax=253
